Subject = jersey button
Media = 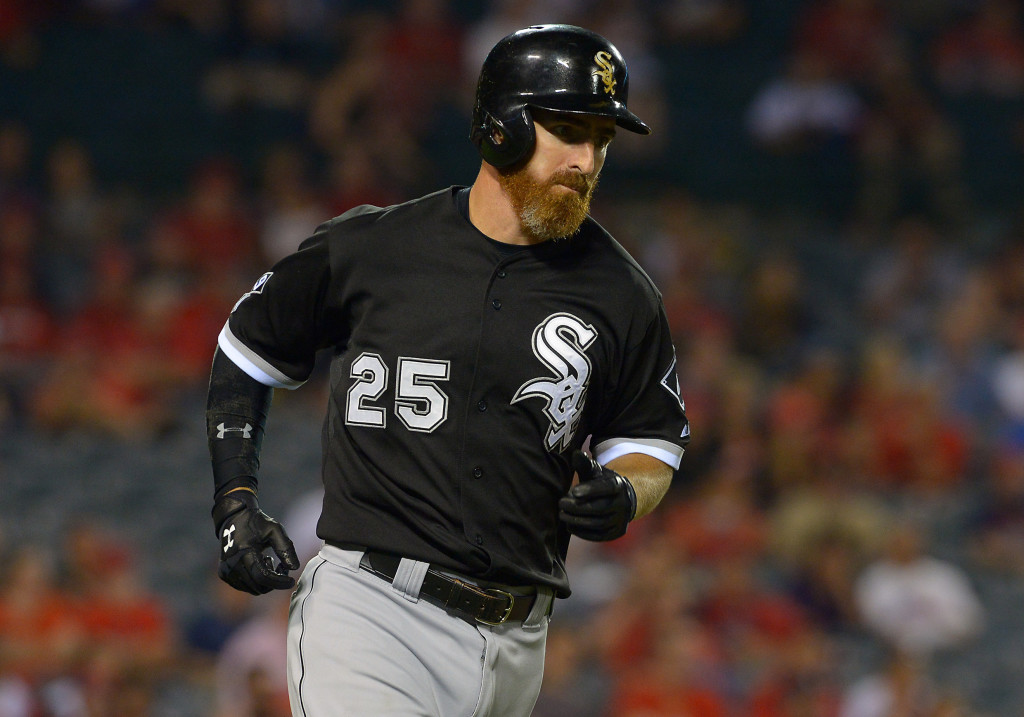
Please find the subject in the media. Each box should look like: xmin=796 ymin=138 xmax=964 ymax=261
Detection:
xmin=497 ymin=269 xmax=507 ymax=279
xmin=472 ymin=467 xmax=484 ymax=479
xmin=477 ymin=400 xmax=487 ymax=412
xmin=475 ymin=535 xmax=484 ymax=546
xmin=491 ymin=299 xmax=502 ymax=310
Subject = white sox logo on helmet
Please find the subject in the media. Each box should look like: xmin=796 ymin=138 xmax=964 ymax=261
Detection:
xmin=592 ymin=51 xmax=617 ymax=95
xmin=513 ymin=313 xmax=597 ymax=453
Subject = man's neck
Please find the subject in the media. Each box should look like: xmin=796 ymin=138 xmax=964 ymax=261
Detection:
xmin=467 ymin=164 xmax=542 ymax=246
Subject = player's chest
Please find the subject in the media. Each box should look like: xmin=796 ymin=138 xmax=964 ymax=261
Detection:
xmin=330 ymin=244 xmax=638 ymax=450
xmin=343 ymin=256 xmax=618 ymax=367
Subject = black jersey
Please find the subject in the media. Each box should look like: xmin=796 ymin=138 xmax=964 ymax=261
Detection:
xmin=219 ymin=187 xmax=689 ymax=595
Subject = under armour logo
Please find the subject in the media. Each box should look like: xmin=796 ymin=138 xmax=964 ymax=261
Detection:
xmin=593 ymin=51 xmax=617 ymax=96
xmin=217 ymin=423 xmax=252 ymax=439
xmin=222 ymin=524 xmax=236 ymax=552
xmin=513 ymin=313 xmax=597 ymax=453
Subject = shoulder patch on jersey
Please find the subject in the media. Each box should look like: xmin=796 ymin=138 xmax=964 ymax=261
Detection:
xmin=231 ymin=271 xmax=273 ymax=313
xmin=512 ymin=312 xmax=597 ymax=453
xmin=660 ymin=350 xmax=685 ymax=412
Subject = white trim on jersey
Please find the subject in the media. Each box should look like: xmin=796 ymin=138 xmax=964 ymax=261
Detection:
xmin=593 ymin=436 xmax=684 ymax=470
xmin=218 ymin=323 xmax=306 ymax=390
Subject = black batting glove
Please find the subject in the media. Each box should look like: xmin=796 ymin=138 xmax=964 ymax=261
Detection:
xmin=212 ymin=490 xmax=300 ymax=595
xmin=559 ymin=450 xmax=638 ymax=541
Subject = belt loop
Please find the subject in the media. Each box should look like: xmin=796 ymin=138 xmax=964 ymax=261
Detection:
xmin=524 ymin=587 xmax=554 ymax=627
xmin=391 ymin=557 xmax=429 ymax=602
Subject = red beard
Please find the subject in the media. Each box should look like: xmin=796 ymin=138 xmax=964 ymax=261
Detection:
xmin=498 ymin=166 xmax=598 ymax=241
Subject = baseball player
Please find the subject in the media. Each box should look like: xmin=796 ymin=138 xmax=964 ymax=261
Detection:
xmin=206 ymin=24 xmax=689 ymax=716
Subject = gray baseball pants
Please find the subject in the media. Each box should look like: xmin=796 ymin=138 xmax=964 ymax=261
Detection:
xmin=287 ymin=544 xmax=553 ymax=716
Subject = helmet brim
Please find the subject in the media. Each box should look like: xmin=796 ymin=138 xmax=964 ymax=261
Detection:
xmin=526 ymin=95 xmax=652 ymax=135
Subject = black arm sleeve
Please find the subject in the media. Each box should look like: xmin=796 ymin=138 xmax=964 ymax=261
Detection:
xmin=206 ymin=348 xmax=274 ymax=500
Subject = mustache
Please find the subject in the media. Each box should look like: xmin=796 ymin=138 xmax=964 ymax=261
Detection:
xmin=549 ymin=171 xmax=593 ymax=194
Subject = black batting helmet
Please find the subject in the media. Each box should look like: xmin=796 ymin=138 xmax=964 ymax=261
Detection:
xmin=470 ymin=24 xmax=651 ymax=168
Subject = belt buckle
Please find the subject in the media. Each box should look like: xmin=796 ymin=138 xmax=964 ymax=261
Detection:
xmin=476 ymin=588 xmax=515 ymax=625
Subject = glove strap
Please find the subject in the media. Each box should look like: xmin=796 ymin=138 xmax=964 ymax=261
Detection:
xmin=211 ymin=489 xmax=258 ymax=536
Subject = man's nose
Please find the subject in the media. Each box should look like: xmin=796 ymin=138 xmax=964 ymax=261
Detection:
xmin=569 ymin=141 xmax=598 ymax=175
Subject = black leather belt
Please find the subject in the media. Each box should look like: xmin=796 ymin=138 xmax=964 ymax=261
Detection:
xmin=358 ymin=550 xmax=538 ymax=626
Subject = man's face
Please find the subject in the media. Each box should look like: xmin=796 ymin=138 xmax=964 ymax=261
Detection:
xmin=498 ymin=108 xmax=616 ymax=242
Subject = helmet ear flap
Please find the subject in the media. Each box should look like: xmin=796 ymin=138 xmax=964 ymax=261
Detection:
xmin=473 ymin=107 xmax=535 ymax=169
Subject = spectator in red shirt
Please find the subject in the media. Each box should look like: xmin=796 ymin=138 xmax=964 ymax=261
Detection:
xmin=151 ymin=158 xmax=259 ymax=278
xmin=29 ymin=244 xmax=177 ymax=437
xmin=932 ymin=0 xmax=1024 ymax=98
xmin=0 ymin=546 xmax=84 ymax=694
xmin=696 ymin=557 xmax=810 ymax=648
xmin=746 ymin=626 xmax=842 ymax=717
xmin=0 ymin=202 xmax=55 ymax=426
xmin=793 ymin=0 xmax=899 ymax=85
xmin=55 ymin=519 xmax=176 ymax=717
xmin=379 ymin=0 xmax=465 ymax=138
xmin=848 ymin=336 xmax=970 ymax=493
xmin=609 ymin=615 xmax=730 ymax=717
xmin=662 ymin=444 xmax=768 ymax=565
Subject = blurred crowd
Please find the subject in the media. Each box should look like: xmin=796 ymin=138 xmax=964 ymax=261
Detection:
xmin=2 ymin=0 xmax=1024 ymax=715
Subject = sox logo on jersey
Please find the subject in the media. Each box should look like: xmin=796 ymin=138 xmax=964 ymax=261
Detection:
xmin=513 ymin=312 xmax=597 ymax=453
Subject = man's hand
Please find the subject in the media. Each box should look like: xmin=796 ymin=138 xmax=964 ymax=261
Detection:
xmin=212 ymin=490 xmax=300 ymax=595
xmin=559 ymin=450 xmax=638 ymax=541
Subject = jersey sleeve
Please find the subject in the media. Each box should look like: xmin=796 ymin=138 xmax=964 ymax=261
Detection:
xmin=218 ymin=229 xmax=338 ymax=389
xmin=591 ymin=303 xmax=690 ymax=469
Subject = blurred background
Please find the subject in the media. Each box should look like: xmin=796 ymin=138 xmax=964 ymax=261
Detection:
xmin=1 ymin=0 xmax=1024 ymax=715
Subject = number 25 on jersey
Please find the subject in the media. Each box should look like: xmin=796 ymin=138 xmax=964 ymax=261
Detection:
xmin=345 ymin=353 xmax=451 ymax=433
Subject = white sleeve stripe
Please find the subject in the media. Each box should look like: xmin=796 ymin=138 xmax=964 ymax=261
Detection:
xmin=593 ymin=438 xmax=684 ymax=470
xmin=218 ymin=323 xmax=305 ymax=390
